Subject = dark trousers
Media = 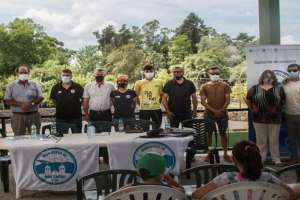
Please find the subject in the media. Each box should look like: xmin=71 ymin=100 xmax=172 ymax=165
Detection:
xmin=139 ymin=109 xmax=162 ymax=129
xmin=286 ymin=114 xmax=300 ymax=159
xmin=89 ymin=110 xmax=112 ymax=122
xmin=56 ymin=118 xmax=82 ymax=133
xmin=170 ymin=112 xmax=192 ymax=128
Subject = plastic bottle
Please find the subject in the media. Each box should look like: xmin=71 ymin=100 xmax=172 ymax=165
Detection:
xmin=31 ymin=124 xmax=37 ymax=139
xmin=118 ymin=119 xmax=124 ymax=132
xmin=164 ymin=117 xmax=171 ymax=129
xmin=87 ymin=125 xmax=95 ymax=139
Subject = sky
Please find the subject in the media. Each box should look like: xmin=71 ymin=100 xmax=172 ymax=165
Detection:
xmin=0 ymin=0 xmax=299 ymax=50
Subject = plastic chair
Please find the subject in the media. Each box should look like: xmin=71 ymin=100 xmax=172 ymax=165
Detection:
xmin=0 ymin=129 xmax=10 ymax=192
xmin=182 ymin=119 xmax=219 ymax=170
xmin=76 ymin=169 xmax=139 ymax=200
xmin=104 ymin=185 xmax=187 ymax=200
xmin=123 ymin=119 xmax=154 ymax=133
xmin=180 ymin=164 xmax=237 ymax=187
xmin=267 ymin=163 xmax=300 ymax=184
xmin=201 ymin=181 xmax=290 ymax=200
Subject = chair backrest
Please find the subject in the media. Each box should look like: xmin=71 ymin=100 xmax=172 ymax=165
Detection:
xmin=76 ymin=169 xmax=139 ymax=200
xmin=104 ymin=185 xmax=186 ymax=200
xmin=123 ymin=119 xmax=154 ymax=133
xmin=180 ymin=164 xmax=238 ymax=187
xmin=83 ymin=121 xmax=112 ymax=133
xmin=182 ymin=119 xmax=209 ymax=150
xmin=275 ymin=163 xmax=300 ymax=184
xmin=202 ymin=181 xmax=290 ymax=200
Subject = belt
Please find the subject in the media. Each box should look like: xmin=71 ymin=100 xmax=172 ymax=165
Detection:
xmin=13 ymin=111 xmax=38 ymax=115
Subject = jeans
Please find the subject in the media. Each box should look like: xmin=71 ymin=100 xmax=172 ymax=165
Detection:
xmin=56 ymin=118 xmax=82 ymax=134
xmin=285 ymin=114 xmax=300 ymax=159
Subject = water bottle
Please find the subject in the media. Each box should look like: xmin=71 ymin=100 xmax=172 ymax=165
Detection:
xmin=164 ymin=117 xmax=171 ymax=129
xmin=118 ymin=119 xmax=124 ymax=132
xmin=87 ymin=125 xmax=95 ymax=139
xmin=31 ymin=124 xmax=37 ymax=139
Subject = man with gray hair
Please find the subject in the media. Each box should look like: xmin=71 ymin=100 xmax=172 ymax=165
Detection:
xmin=4 ymin=64 xmax=43 ymax=135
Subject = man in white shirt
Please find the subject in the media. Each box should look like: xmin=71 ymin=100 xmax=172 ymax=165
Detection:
xmin=83 ymin=68 xmax=115 ymax=123
xmin=283 ymin=63 xmax=300 ymax=165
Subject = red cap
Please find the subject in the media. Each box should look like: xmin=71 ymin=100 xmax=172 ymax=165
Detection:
xmin=117 ymin=74 xmax=128 ymax=81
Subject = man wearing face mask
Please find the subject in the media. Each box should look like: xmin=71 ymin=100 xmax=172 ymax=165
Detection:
xmin=50 ymin=69 xmax=84 ymax=133
xmin=83 ymin=68 xmax=115 ymax=123
xmin=110 ymin=74 xmax=137 ymax=123
xmin=4 ymin=65 xmax=43 ymax=135
xmin=283 ymin=64 xmax=300 ymax=165
xmin=134 ymin=64 xmax=163 ymax=129
xmin=200 ymin=66 xmax=231 ymax=162
xmin=162 ymin=65 xmax=197 ymax=127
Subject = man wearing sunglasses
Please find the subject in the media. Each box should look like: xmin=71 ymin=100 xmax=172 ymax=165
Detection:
xmin=283 ymin=63 xmax=300 ymax=165
xmin=200 ymin=66 xmax=231 ymax=162
xmin=50 ymin=69 xmax=84 ymax=133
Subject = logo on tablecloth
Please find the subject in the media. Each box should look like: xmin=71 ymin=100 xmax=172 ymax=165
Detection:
xmin=33 ymin=147 xmax=77 ymax=185
xmin=133 ymin=142 xmax=176 ymax=170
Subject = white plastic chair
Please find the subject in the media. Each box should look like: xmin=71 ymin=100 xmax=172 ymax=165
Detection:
xmin=200 ymin=181 xmax=290 ymax=200
xmin=104 ymin=185 xmax=187 ymax=200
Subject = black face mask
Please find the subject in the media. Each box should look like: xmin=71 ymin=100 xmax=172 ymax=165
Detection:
xmin=95 ymin=76 xmax=104 ymax=82
xmin=174 ymin=75 xmax=183 ymax=80
xmin=117 ymin=83 xmax=128 ymax=88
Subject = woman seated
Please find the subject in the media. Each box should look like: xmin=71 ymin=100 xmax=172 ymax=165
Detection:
xmin=192 ymin=140 xmax=295 ymax=199
xmin=133 ymin=153 xmax=185 ymax=192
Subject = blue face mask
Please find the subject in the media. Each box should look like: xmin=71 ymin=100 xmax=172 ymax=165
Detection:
xmin=289 ymin=71 xmax=299 ymax=78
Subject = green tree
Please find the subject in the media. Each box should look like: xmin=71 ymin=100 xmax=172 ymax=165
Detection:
xmin=76 ymin=45 xmax=103 ymax=74
xmin=170 ymin=34 xmax=192 ymax=65
xmin=231 ymin=82 xmax=247 ymax=108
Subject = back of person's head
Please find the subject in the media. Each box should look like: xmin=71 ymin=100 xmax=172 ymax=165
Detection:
xmin=137 ymin=153 xmax=166 ymax=180
xmin=232 ymin=140 xmax=263 ymax=181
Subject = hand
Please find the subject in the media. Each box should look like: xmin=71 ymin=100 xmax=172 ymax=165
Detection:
xmin=20 ymin=102 xmax=32 ymax=112
xmin=192 ymin=110 xmax=197 ymax=118
xmin=213 ymin=109 xmax=224 ymax=118
xmin=166 ymin=110 xmax=175 ymax=119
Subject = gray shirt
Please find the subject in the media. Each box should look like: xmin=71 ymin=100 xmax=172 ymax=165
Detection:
xmin=83 ymin=81 xmax=115 ymax=111
xmin=4 ymin=80 xmax=43 ymax=113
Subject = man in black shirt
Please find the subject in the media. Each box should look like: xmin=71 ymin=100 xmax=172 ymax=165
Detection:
xmin=111 ymin=74 xmax=137 ymax=121
xmin=162 ymin=65 xmax=198 ymax=127
xmin=50 ymin=69 xmax=84 ymax=133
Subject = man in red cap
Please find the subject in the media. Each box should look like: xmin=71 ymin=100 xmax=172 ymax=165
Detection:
xmin=110 ymin=74 xmax=137 ymax=126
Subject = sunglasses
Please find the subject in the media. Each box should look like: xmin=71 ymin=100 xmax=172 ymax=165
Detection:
xmin=288 ymin=69 xmax=299 ymax=73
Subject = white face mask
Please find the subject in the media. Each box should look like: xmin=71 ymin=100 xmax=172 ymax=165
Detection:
xmin=19 ymin=74 xmax=29 ymax=81
xmin=210 ymin=75 xmax=220 ymax=81
xmin=61 ymin=75 xmax=71 ymax=83
xmin=145 ymin=72 xmax=154 ymax=80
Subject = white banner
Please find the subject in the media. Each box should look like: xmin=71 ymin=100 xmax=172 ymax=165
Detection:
xmin=107 ymin=137 xmax=192 ymax=175
xmin=10 ymin=143 xmax=100 ymax=199
xmin=246 ymin=45 xmax=300 ymax=88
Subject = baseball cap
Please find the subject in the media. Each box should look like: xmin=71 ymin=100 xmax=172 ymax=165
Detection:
xmin=117 ymin=74 xmax=128 ymax=81
xmin=137 ymin=153 xmax=166 ymax=176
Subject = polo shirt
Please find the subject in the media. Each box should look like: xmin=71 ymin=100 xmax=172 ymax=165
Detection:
xmin=134 ymin=79 xmax=163 ymax=110
xmin=110 ymin=89 xmax=137 ymax=118
xmin=50 ymin=81 xmax=84 ymax=119
xmin=163 ymin=78 xmax=196 ymax=114
xmin=4 ymin=80 xmax=43 ymax=113
xmin=83 ymin=81 xmax=115 ymax=111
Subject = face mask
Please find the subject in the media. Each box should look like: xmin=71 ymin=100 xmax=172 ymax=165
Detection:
xmin=174 ymin=75 xmax=183 ymax=80
xmin=61 ymin=76 xmax=71 ymax=83
xmin=289 ymin=71 xmax=299 ymax=78
xmin=263 ymin=78 xmax=273 ymax=84
xmin=19 ymin=74 xmax=28 ymax=81
xmin=95 ymin=76 xmax=104 ymax=82
xmin=117 ymin=82 xmax=128 ymax=88
xmin=144 ymin=72 xmax=154 ymax=80
xmin=209 ymin=75 xmax=220 ymax=81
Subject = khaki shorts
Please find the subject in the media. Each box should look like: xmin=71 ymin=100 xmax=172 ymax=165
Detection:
xmin=11 ymin=112 xmax=41 ymax=135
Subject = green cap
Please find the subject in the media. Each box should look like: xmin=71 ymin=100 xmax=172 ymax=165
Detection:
xmin=137 ymin=153 xmax=166 ymax=176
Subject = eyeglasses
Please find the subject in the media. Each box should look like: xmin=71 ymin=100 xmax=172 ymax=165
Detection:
xmin=288 ymin=69 xmax=299 ymax=73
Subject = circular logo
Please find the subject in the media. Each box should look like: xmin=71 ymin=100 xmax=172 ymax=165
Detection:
xmin=133 ymin=142 xmax=176 ymax=171
xmin=272 ymin=70 xmax=289 ymax=83
xmin=33 ymin=147 xmax=77 ymax=185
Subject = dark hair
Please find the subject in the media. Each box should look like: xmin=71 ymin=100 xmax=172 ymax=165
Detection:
xmin=287 ymin=63 xmax=300 ymax=70
xmin=15 ymin=64 xmax=30 ymax=74
xmin=138 ymin=168 xmax=158 ymax=180
xmin=208 ymin=66 xmax=220 ymax=72
xmin=258 ymin=70 xmax=278 ymax=85
xmin=232 ymin=140 xmax=263 ymax=181
xmin=62 ymin=69 xmax=72 ymax=75
xmin=143 ymin=64 xmax=155 ymax=71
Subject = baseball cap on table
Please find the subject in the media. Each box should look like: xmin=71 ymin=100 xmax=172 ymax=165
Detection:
xmin=137 ymin=153 xmax=166 ymax=176
xmin=117 ymin=74 xmax=128 ymax=81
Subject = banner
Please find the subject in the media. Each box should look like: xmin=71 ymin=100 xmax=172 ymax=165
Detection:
xmin=107 ymin=137 xmax=192 ymax=175
xmin=10 ymin=143 xmax=100 ymax=199
xmin=246 ymin=45 xmax=300 ymax=156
